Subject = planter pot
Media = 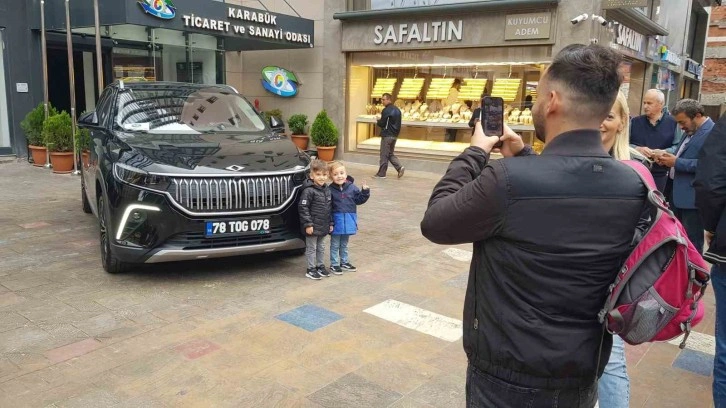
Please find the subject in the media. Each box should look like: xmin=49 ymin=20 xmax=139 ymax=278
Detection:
xmin=49 ymin=152 xmax=74 ymax=174
xmin=28 ymin=145 xmax=48 ymax=167
xmin=81 ymin=150 xmax=90 ymax=168
xmin=316 ymin=146 xmax=336 ymax=162
xmin=291 ymin=134 xmax=309 ymax=150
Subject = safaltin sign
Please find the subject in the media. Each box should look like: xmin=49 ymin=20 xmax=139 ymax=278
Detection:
xmin=138 ymin=0 xmax=176 ymax=20
xmin=261 ymin=66 xmax=299 ymax=97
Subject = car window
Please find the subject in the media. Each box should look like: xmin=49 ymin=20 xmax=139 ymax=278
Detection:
xmin=114 ymin=87 xmax=267 ymax=134
xmin=95 ymin=88 xmax=114 ymax=127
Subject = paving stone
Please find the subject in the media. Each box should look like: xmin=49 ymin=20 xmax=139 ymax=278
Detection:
xmin=408 ymin=373 xmax=466 ymax=408
xmin=45 ymin=338 xmax=103 ymax=364
xmin=307 ymin=372 xmax=402 ymax=408
xmin=276 ymin=304 xmax=344 ymax=332
xmin=174 ymin=338 xmax=221 ymax=360
xmin=0 ymin=311 xmax=30 ymax=333
xmin=673 ymin=349 xmax=714 ymax=377
xmin=55 ymin=388 xmax=122 ymax=408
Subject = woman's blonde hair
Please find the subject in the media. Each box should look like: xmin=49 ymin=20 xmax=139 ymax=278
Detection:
xmin=610 ymin=91 xmax=632 ymax=161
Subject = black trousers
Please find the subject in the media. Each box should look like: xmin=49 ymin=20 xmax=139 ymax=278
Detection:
xmin=377 ymin=137 xmax=402 ymax=176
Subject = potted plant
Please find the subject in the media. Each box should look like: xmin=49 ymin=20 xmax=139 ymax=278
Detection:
xmin=20 ymin=102 xmax=57 ymax=166
xmin=310 ymin=110 xmax=339 ymax=161
xmin=76 ymin=126 xmax=91 ymax=168
xmin=42 ymin=111 xmax=74 ymax=173
xmin=288 ymin=113 xmax=309 ymax=150
xmin=263 ymin=108 xmax=283 ymax=123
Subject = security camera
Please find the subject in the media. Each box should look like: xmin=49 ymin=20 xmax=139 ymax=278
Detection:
xmin=592 ymin=14 xmax=608 ymax=26
xmin=571 ymin=13 xmax=589 ymax=25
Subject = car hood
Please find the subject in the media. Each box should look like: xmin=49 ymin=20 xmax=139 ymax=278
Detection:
xmin=115 ymin=131 xmax=310 ymax=175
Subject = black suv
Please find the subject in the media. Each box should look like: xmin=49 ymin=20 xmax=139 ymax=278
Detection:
xmin=78 ymin=81 xmax=310 ymax=273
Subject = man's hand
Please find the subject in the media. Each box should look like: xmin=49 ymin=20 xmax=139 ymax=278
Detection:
xmin=375 ymin=114 xmax=382 ymax=120
xmin=361 ymin=180 xmax=369 ymax=190
xmin=470 ymin=122 xmax=500 ymax=152
xmin=305 ymin=226 xmax=313 ymax=235
xmin=497 ymin=124 xmax=525 ymax=157
xmin=706 ymin=231 xmax=714 ymax=247
xmin=635 ymin=146 xmax=653 ymax=158
xmin=656 ymin=152 xmax=677 ymax=167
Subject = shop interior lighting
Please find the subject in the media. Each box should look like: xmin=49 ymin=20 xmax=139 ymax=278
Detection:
xmin=397 ymin=77 xmax=425 ymax=99
xmin=491 ymin=78 xmax=522 ymax=102
xmin=459 ymin=78 xmax=488 ymax=100
xmin=370 ymin=77 xmax=397 ymax=98
xmin=426 ymin=78 xmax=455 ymax=99
xmin=365 ymin=61 xmax=550 ymax=68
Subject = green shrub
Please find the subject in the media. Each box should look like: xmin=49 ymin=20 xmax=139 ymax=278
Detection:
xmin=75 ymin=127 xmax=91 ymax=153
xmin=20 ymin=103 xmax=58 ymax=146
xmin=288 ymin=114 xmax=308 ymax=135
xmin=310 ymin=110 xmax=338 ymax=147
xmin=263 ymin=109 xmax=283 ymax=123
xmin=42 ymin=112 xmax=73 ymax=152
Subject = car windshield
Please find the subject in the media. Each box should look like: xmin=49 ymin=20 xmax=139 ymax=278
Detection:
xmin=114 ymin=86 xmax=266 ymax=134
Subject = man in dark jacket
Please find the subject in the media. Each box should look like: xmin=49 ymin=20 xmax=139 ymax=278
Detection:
xmin=421 ymin=44 xmax=646 ymax=407
xmin=694 ymin=113 xmax=726 ymax=406
xmin=374 ymin=93 xmax=405 ymax=179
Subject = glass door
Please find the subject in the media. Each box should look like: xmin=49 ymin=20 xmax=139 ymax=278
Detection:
xmin=0 ymin=29 xmax=11 ymax=150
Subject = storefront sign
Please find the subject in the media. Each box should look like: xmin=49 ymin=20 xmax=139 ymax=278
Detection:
xmin=138 ymin=0 xmax=176 ymax=20
xmin=614 ymin=23 xmax=645 ymax=53
xmin=660 ymin=48 xmax=682 ymax=67
xmin=686 ymin=59 xmax=703 ymax=79
xmin=261 ymin=66 xmax=299 ymax=97
xmin=504 ymin=12 xmax=552 ymax=40
xmin=602 ymin=0 xmax=648 ymax=8
xmin=15 ymin=83 xmax=28 ymax=93
xmin=373 ymin=21 xmax=463 ymax=45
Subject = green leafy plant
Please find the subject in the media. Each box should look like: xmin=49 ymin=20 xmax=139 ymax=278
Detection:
xmin=288 ymin=114 xmax=308 ymax=135
xmin=20 ymin=103 xmax=58 ymax=146
xmin=310 ymin=110 xmax=339 ymax=147
xmin=75 ymin=127 xmax=91 ymax=153
xmin=263 ymin=109 xmax=283 ymax=123
xmin=42 ymin=112 xmax=73 ymax=152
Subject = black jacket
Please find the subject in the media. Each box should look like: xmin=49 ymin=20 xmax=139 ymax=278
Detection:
xmin=377 ymin=104 xmax=401 ymax=137
xmin=298 ymin=179 xmax=332 ymax=236
xmin=695 ymin=114 xmax=726 ymax=264
xmin=421 ymin=130 xmax=646 ymax=390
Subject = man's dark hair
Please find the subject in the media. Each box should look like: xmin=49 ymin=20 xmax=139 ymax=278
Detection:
xmin=546 ymin=44 xmax=623 ymax=119
xmin=672 ymin=99 xmax=705 ymax=119
xmin=382 ymin=93 xmax=392 ymax=100
xmin=310 ymin=159 xmax=328 ymax=173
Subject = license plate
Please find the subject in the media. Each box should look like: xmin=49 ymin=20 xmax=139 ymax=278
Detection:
xmin=205 ymin=218 xmax=271 ymax=237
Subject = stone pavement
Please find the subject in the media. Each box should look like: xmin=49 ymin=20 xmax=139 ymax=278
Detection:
xmin=0 ymin=158 xmax=717 ymax=407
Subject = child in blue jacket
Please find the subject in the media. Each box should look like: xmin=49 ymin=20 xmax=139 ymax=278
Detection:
xmin=328 ymin=161 xmax=370 ymax=274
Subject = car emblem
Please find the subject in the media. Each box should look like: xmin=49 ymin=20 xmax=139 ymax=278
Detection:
xmin=226 ymin=165 xmax=245 ymax=172
xmin=261 ymin=66 xmax=299 ymax=98
xmin=138 ymin=0 xmax=176 ymax=20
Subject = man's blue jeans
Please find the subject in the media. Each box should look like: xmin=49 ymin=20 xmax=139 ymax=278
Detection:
xmin=330 ymin=234 xmax=350 ymax=267
xmin=598 ymin=335 xmax=630 ymax=408
xmin=713 ymin=264 xmax=726 ymax=407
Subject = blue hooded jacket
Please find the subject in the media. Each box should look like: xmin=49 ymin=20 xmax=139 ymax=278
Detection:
xmin=329 ymin=176 xmax=370 ymax=235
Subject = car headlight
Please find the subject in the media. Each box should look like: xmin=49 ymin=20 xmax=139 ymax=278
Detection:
xmin=113 ymin=163 xmax=171 ymax=192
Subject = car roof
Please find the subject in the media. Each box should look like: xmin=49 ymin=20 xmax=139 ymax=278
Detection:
xmin=111 ymin=80 xmax=239 ymax=94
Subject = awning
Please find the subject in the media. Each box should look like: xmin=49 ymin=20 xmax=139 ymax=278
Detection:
xmin=334 ymin=0 xmax=560 ymax=21
xmin=605 ymin=8 xmax=669 ymax=37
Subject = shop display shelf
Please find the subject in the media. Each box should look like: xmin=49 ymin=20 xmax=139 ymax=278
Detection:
xmin=397 ymin=78 xmax=425 ymax=99
xmin=459 ymin=78 xmax=488 ymax=101
xmin=426 ymin=78 xmax=455 ymax=99
xmin=370 ymin=78 xmax=398 ymax=98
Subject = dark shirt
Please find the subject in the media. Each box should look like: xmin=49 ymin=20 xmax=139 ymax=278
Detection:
xmin=630 ymin=114 xmax=678 ymax=176
xmin=377 ymin=104 xmax=401 ymax=138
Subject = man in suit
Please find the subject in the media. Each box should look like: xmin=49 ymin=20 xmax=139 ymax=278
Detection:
xmin=654 ymin=99 xmax=715 ymax=252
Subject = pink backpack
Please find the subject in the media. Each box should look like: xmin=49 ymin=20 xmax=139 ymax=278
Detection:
xmin=597 ymin=160 xmax=710 ymax=348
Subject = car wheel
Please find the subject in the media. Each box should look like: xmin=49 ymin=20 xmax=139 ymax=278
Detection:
xmin=98 ymin=194 xmax=128 ymax=274
xmin=81 ymin=183 xmax=92 ymax=214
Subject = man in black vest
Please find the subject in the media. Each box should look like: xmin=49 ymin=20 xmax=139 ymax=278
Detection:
xmin=374 ymin=93 xmax=405 ymax=179
xmin=421 ymin=44 xmax=646 ymax=407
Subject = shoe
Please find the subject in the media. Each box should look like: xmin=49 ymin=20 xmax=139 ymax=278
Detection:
xmin=306 ymin=268 xmax=322 ymax=280
xmin=330 ymin=265 xmax=344 ymax=275
xmin=397 ymin=166 xmax=405 ymax=178
xmin=373 ymin=174 xmax=386 ymax=179
xmin=317 ymin=265 xmax=330 ymax=277
xmin=340 ymin=262 xmax=357 ymax=272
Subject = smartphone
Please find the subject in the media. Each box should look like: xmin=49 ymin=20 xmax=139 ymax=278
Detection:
xmin=481 ymin=96 xmax=504 ymax=137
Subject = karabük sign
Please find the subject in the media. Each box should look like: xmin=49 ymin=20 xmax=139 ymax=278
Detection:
xmin=261 ymin=66 xmax=299 ymax=97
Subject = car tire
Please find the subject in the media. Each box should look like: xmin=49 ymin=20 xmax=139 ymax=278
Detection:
xmin=81 ymin=183 xmax=92 ymax=214
xmin=98 ymin=194 xmax=128 ymax=274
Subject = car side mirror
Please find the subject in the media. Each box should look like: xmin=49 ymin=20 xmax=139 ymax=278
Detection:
xmin=78 ymin=111 xmax=99 ymax=127
xmin=269 ymin=116 xmax=285 ymax=133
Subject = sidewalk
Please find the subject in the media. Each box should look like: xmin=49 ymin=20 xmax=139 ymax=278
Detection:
xmin=0 ymin=160 xmax=717 ymax=407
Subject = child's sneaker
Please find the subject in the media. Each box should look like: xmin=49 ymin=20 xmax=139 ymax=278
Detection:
xmin=306 ymin=268 xmax=322 ymax=280
xmin=341 ymin=262 xmax=357 ymax=272
xmin=317 ymin=265 xmax=330 ymax=277
xmin=330 ymin=265 xmax=344 ymax=275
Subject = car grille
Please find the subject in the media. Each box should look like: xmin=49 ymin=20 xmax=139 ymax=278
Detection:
xmin=168 ymin=175 xmax=296 ymax=214
xmin=165 ymin=225 xmax=295 ymax=250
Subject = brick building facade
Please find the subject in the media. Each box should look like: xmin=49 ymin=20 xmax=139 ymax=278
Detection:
xmin=704 ymin=5 xmax=726 ymax=117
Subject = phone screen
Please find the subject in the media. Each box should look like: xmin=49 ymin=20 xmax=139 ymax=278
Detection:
xmin=481 ymin=96 xmax=504 ymax=137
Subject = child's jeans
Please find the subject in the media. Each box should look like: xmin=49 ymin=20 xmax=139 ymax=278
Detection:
xmin=305 ymin=235 xmax=326 ymax=269
xmin=330 ymin=234 xmax=350 ymax=267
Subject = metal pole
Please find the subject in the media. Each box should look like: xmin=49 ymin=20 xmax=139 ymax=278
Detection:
xmin=65 ymin=0 xmax=80 ymax=175
xmin=40 ymin=0 xmax=52 ymax=169
xmin=93 ymin=0 xmax=103 ymax=96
